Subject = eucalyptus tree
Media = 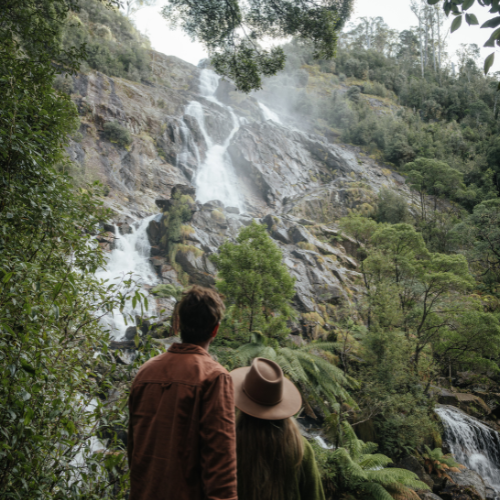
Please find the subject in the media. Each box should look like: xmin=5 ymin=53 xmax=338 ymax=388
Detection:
xmin=427 ymin=0 xmax=500 ymax=75
xmin=162 ymin=0 xmax=354 ymax=91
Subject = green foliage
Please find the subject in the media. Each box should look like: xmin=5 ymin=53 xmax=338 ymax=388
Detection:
xmin=421 ymin=446 xmax=465 ymax=477
xmin=219 ymin=331 xmax=357 ymax=412
xmin=61 ymin=0 xmax=152 ymax=82
xmin=376 ymin=188 xmax=409 ymax=224
xmin=404 ymin=158 xmax=464 ymax=219
xmin=162 ymin=0 xmax=354 ymax=91
xmin=0 ymin=1 xmax=137 ymax=497
xmin=456 ymin=198 xmax=500 ymax=295
xmin=211 ymin=221 xmax=295 ymax=343
xmin=103 ymin=120 xmax=132 ymax=148
xmin=313 ymin=422 xmax=429 ymax=500
xmin=150 ymin=283 xmax=183 ymax=300
xmin=429 ymin=0 xmax=500 ymax=76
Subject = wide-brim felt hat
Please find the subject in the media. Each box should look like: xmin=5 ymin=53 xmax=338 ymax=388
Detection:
xmin=230 ymin=357 xmax=302 ymax=420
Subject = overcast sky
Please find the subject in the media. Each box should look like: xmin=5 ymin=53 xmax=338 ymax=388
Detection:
xmin=134 ymin=0 xmax=500 ymax=72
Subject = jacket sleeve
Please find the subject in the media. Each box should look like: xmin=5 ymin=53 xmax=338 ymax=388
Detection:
xmin=299 ymin=440 xmax=326 ymax=500
xmin=127 ymin=386 xmax=135 ymax=466
xmin=200 ymin=372 xmax=238 ymax=500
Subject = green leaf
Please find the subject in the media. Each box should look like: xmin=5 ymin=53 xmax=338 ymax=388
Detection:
xmin=462 ymin=0 xmax=475 ymax=10
xmin=481 ymin=16 xmax=500 ymax=28
xmin=465 ymin=13 xmax=479 ymax=25
xmin=484 ymin=52 xmax=495 ymax=74
xmin=427 ymin=0 xmax=441 ymax=4
xmin=2 ymin=272 xmax=13 ymax=284
xmin=451 ymin=15 xmax=463 ymax=32
xmin=20 ymin=359 xmax=36 ymax=376
xmin=20 ymin=390 xmax=31 ymax=402
xmin=484 ymin=27 xmax=500 ymax=47
xmin=134 ymin=333 xmax=141 ymax=348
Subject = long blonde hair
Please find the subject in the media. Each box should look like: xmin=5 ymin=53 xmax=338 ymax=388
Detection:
xmin=236 ymin=411 xmax=304 ymax=500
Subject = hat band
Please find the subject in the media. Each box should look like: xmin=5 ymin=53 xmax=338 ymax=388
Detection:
xmin=242 ymin=384 xmax=283 ymax=407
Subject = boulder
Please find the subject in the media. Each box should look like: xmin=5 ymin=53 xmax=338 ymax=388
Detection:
xmin=226 ymin=206 xmax=240 ymax=214
xmin=437 ymin=389 xmax=491 ymax=415
xmin=155 ymin=198 xmax=173 ymax=211
xmin=171 ymin=183 xmax=196 ymax=198
xmin=147 ymin=220 xmax=162 ymax=245
xmin=418 ymin=492 xmax=443 ymax=500
xmin=485 ymin=488 xmax=496 ymax=500
xmin=396 ymin=456 xmax=434 ymax=490
xmin=124 ymin=326 xmax=137 ymax=340
xmin=440 ymin=484 xmax=483 ymax=500
xmin=290 ymin=225 xmax=313 ymax=245
xmin=175 ymin=247 xmax=215 ymax=286
xmin=447 ymin=471 xmax=486 ymax=500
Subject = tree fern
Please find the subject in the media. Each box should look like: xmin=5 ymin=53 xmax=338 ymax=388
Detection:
xmin=314 ymin=422 xmax=430 ymax=500
xmin=231 ymin=332 xmax=358 ymax=412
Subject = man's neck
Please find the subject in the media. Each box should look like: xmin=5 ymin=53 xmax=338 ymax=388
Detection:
xmin=184 ymin=340 xmax=211 ymax=352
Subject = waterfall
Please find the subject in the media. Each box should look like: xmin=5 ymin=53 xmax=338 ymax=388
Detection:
xmin=96 ymin=215 xmax=158 ymax=340
xmin=184 ymin=69 xmax=243 ymax=210
xmin=259 ymin=102 xmax=282 ymax=124
xmin=436 ymin=405 xmax=500 ymax=495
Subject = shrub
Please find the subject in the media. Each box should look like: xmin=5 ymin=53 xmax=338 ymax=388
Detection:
xmin=376 ymin=188 xmax=409 ymax=224
xmin=103 ymin=121 xmax=132 ymax=148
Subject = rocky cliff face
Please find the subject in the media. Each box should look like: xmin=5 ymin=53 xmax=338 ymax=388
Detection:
xmin=66 ymin=50 xmax=411 ymax=329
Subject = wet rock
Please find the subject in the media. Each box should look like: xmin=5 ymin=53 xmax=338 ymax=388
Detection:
xmin=118 ymin=223 xmax=132 ymax=235
xmin=290 ymin=225 xmax=313 ymax=245
xmin=418 ymin=492 xmax=443 ymax=500
xmin=103 ymin=223 xmax=116 ymax=233
xmin=485 ymin=487 xmax=496 ymax=500
xmin=262 ymin=214 xmax=291 ymax=244
xmin=226 ymin=206 xmax=240 ymax=214
xmin=125 ymin=326 xmax=137 ymax=340
xmin=171 ymin=183 xmax=196 ymax=198
xmin=150 ymin=256 xmax=167 ymax=268
xmin=175 ymin=248 xmax=215 ymax=286
xmin=147 ymin=219 xmax=162 ymax=245
xmin=447 ymin=471 xmax=486 ymax=500
xmin=150 ymin=245 xmax=161 ymax=256
xmin=203 ymin=200 xmax=224 ymax=210
xmin=160 ymin=265 xmax=182 ymax=285
xmin=155 ymin=198 xmax=173 ymax=211
xmin=441 ymin=484 xmax=483 ymax=500
xmin=135 ymin=316 xmax=151 ymax=336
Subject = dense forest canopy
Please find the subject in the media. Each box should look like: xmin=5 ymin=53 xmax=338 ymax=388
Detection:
xmin=2 ymin=0 xmax=500 ymax=499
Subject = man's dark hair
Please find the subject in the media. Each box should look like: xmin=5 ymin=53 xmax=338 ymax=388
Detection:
xmin=176 ymin=285 xmax=225 ymax=343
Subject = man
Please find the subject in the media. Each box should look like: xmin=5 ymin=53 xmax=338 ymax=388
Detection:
xmin=128 ymin=285 xmax=237 ymax=500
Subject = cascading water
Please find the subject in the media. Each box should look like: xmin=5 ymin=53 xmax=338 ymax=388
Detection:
xmin=258 ymin=102 xmax=282 ymax=124
xmin=436 ymin=405 xmax=500 ymax=496
xmin=96 ymin=215 xmax=159 ymax=340
xmin=184 ymin=69 xmax=243 ymax=210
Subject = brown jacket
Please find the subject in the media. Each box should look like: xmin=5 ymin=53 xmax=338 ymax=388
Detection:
xmin=128 ymin=343 xmax=238 ymax=500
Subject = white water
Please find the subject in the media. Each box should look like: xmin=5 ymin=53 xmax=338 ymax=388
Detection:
xmin=259 ymin=102 xmax=282 ymax=124
xmin=314 ymin=435 xmax=333 ymax=450
xmin=96 ymin=215 xmax=158 ymax=340
xmin=184 ymin=69 xmax=242 ymax=210
xmin=436 ymin=405 xmax=500 ymax=496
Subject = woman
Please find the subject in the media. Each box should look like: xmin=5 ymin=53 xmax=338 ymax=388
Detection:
xmin=230 ymin=357 xmax=325 ymax=500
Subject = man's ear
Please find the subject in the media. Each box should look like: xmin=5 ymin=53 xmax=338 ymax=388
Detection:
xmin=211 ymin=323 xmax=220 ymax=338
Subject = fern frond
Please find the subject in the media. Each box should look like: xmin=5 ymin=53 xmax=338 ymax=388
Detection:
xmin=358 ymin=482 xmax=395 ymax=500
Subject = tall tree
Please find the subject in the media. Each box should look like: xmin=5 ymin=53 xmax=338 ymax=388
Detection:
xmin=211 ymin=221 xmax=296 ymax=342
xmin=162 ymin=0 xmax=354 ymax=92
xmin=427 ymin=0 xmax=500 ymax=76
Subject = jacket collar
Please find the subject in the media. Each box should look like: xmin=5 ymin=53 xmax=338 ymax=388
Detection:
xmin=168 ymin=342 xmax=211 ymax=357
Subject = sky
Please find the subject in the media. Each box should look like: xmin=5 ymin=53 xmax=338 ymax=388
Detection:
xmin=133 ymin=0 xmax=500 ymax=72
